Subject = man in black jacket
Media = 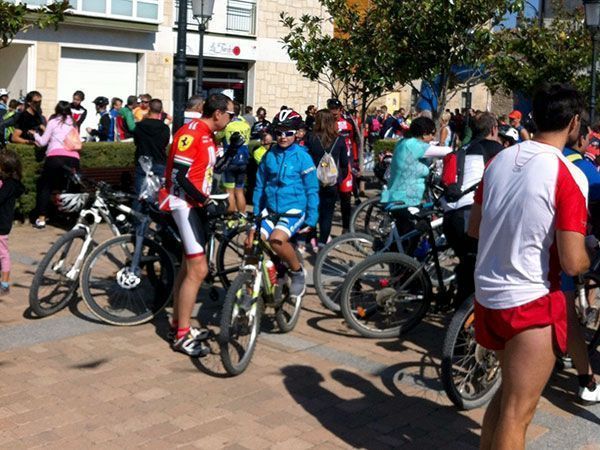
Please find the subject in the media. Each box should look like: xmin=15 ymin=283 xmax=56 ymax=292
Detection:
xmin=133 ymin=99 xmax=170 ymax=195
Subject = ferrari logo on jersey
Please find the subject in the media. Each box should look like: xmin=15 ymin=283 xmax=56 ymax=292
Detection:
xmin=178 ymin=135 xmax=194 ymax=151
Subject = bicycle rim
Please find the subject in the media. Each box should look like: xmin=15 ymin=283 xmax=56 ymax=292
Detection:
xmin=29 ymin=229 xmax=88 ymax=316
xmin=220 ymin=272 xmax=262 ymax=375
xmin=217 ymin=227 xmax=246 ymax=288
xmin=81 ymin=235 xmax=173 ymax=325
xmin=443 ymin=303 xmax=501 ymax=408
xmin=314 ymin=233 xmax=375 ymax=312
xmin=342 ymin=253 xmax=431 ymax=338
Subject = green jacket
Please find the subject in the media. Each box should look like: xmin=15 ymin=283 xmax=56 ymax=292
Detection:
xmin=119 ymin=106 xmax=136 ymax=134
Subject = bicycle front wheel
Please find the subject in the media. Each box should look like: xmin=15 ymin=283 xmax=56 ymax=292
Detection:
xmin=79 ymin=234 xmax=174 ymax=326
xmin=441 ymin=296 xmax=501 ymax=410
xmin=219 ymin=271 xmax=263 ymax=376
xmin=340 ymin=252 xmax=432 ymax=338
xmin=29 ymin=228 xmax=89 ymax=317
xmin=313 ymin=232 xmax=375 ymax=313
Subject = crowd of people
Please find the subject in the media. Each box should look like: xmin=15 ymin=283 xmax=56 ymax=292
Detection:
xmin=1 ymin=81 xmax=600 ymax=449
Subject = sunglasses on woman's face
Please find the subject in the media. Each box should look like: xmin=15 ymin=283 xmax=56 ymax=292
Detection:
xmin=275 ymin=130 xmax=296 ymax=138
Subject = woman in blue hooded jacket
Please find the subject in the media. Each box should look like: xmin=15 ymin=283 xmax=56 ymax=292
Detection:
xmin=248 ymin=109 xmax=319 ymax=298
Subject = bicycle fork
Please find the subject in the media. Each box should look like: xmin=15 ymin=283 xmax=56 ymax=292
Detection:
xmin=64 ymin=224 xmax=95 ymax=281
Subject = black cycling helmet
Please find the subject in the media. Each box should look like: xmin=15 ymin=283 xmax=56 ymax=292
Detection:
xmin=327 ymin=98 xmax=343 ymax=109
xmin=92 ymin=96 xmax=109 ymax=107
xmin=272 ymin=109 xmax=304 ymax=131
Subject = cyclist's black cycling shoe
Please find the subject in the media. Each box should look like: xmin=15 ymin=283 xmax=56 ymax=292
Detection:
xmin=171 ymin=328 xmax=210 ymax=357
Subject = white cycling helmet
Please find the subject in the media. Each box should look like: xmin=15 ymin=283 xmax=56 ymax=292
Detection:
xmin=55 ymin=193 xmax=89 ymax=213
xmin=0 ymin=88 xmax=9 ymax=97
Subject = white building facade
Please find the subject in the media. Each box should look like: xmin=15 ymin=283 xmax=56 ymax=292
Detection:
xmin=0 ymin=0 xmax=331 ymax=132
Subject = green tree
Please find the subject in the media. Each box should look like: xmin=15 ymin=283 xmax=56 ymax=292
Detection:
xmin=485 ymin=1 xmax=591 ymax=97
xmin=281 ymin=0 xmax=401 ymax=165
xmin=1 ymin=0 xmax=70 ymax=50
xmin=282 ymin=0 xmax=524 ymax=124
xmin=281 ymin=0 xmax=399 ymax=116
xmin=370 ymin=0 xmax=523 ymax=119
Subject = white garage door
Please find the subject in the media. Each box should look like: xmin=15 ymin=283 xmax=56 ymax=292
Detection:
xmin=58 ymin=47 xmax=138 ymax=136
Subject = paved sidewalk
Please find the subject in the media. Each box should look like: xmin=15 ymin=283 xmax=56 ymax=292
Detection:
xmin=0 ymin=224 xmax=599 ymax=449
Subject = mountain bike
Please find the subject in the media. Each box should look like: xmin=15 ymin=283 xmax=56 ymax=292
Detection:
xmin=78 ymin=194 xmax=245 ymax=326
xmin=29 ymin=175 xmax=133 ymax=318
xmin=315 ymin=203 xmax=455 ymax=314
xmin=338 ymin=206 xmax=457 ymax=338
xmin=440 ymin=256 xmax=600 ymax=411
xmin=219 ymin=211 xmax=305 ymax=376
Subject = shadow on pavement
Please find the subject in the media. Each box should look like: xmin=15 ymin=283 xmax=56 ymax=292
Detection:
xmin=281 ymin=364 xmax=480 ymax=449
xmin=542 ymin=367 xmax=600 ymax=426
xmin=70 ymin=358 xmax=110 ymax=370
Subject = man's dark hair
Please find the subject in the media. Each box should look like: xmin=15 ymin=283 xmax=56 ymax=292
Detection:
xmin=532 ymin=83 xmax=584 ymax=133
xmin=8 ymin=99 xmax=19 ymax=109
xmin=256 ymin=107 xmax=266 ymax=116
xmin=407 ymin=117 xmax=436 ymax=138
xmin=203 ymin=93 xmax=232 ymax=117
xmin=25 ymin=90 xmax=42 ymax=104
xmin=474 ymin=112 xmax=497 ymax=138
xmin=392 ymin=110 xmax=400 ymax=116
xmin=127 ymin=95 xmax=138 ymax=107
xmin=73 ymin=90 xmax=85 ymax=100
xmin=186 ymin=94 xmax=203 ymax=111
xmin=149 ymin=99 xmax=163 ymax=114
xmin=244 ymin=106 xmax=252 ymax=114
xmin=233 ymin=101 xmax=241 ymax=116
xmin=280 ymin=105 xmax=288 ymax=111
xmin=111 ymin=97 xmax=122 ymax=108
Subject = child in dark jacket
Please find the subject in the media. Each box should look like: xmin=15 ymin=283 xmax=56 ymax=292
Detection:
xmin=0 ymin=149 xmax=25 ymax=295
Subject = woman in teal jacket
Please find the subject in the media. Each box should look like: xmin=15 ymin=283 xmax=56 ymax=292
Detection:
xmin=381 ymin=117 xmax=438 ymax=207
xmin=381 ymin=117 xmax=450 ymax=250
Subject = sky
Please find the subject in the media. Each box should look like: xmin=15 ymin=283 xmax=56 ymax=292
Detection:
xmin=503 ymin=0 xmax=545 ymax=28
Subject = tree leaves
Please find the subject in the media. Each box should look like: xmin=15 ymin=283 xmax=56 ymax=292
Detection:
xmin=485 ymin=1 xmax=591 ymax=97
xmin=1 ymin=0 xmax=70 ymax=49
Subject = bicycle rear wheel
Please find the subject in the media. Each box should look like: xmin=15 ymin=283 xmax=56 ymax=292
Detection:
xmin=313 ymin=232 xmax=375 ymax=313
xmin=441 ymin=296 xmax=501 ymax=410
xmin=349 ymin=195 xmax=388 ymax=237
xmin=219 ymin=271 xmax=263 ymax=376
xmin=79 ymin=234 xmax=174 ymax=326
xmin=216 ymin=226 xmax=247 ymax=288
xmin=576 ymin=273 xmax=600 ymax=356
xmin=340 ymin=252 xmax=432 ymax=338
xmin=29 ymin=228 xmax=89 ymax=317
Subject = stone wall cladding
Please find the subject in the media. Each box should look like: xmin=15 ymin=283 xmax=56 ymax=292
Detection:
xmin=144 ymin=52 xmax=174 ymax=105
xmin=36 ymin=42 xmax=60 ymax=114
xmin=253 ymin=0 xmax=332 ymax=114
xmin=253 ymin=60 xmax=325 ymax=115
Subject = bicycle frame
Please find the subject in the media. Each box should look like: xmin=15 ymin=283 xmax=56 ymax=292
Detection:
xmin=375 ymin=207 xmax=449 ymax=292
xmin=63 ymin=190 xmax=132 ymax=281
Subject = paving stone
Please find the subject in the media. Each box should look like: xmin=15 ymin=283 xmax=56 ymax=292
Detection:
xmin=0 ymin=223 xmax=598 ymax=448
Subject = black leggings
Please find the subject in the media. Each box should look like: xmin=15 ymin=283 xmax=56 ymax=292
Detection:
xmin=318 ymin=187 xmax=338 ymax=244
xmin=35 ymin=156 xmax=80 ymax=216
xmin=339 ymin=191 xmax=352 ymax=231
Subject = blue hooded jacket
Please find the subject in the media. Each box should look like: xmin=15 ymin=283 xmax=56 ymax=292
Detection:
xmin=253 ymin=142 xmax=319 ymax=227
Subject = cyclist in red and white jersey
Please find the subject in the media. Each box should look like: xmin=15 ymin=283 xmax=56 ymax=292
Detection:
xmin=158 ymin=93 xmax=234 ymax=357
xmin=469 ymin=84 xmax=591 ymax=449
